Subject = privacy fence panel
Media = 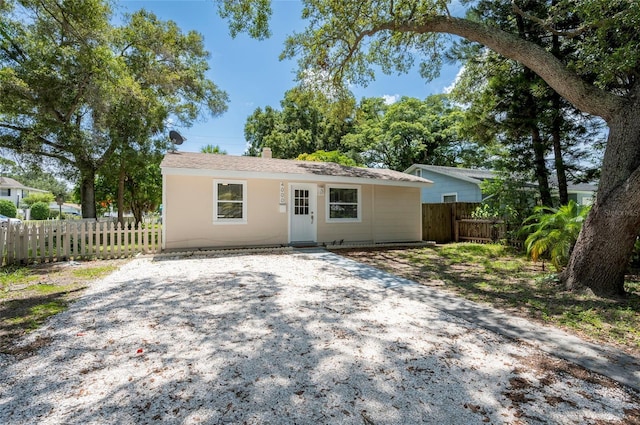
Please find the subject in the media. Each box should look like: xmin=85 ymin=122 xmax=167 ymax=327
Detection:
xmin=422 ymin=202 xmax=506 ymax=244
xmin=0 ymin=220 xmax=162 ymax=266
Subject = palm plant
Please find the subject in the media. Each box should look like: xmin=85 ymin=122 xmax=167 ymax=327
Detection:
xmin=521 ymin=200 xmax=590 ymax=271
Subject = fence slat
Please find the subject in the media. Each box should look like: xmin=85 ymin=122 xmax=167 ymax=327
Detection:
xmin=0 ymin=227 xmax=6 ymax=266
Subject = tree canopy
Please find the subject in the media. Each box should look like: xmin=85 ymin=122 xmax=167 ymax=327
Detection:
xmin=345 ymin=94 xmax=486 ymax=170
xmin=244 ymin=87 xmax=355 ymax=158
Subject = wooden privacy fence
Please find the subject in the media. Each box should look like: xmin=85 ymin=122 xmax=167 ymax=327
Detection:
xmin=422 ymin=202 xmax=507 ymax=244
xmin=455 ymin=218 xmax=506 ymax=244
xmin=0 ymin=220 xmax=162 ymax=266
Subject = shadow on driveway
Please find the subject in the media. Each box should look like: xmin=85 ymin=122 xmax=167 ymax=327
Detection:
xmin=0 ymin=251 xmax=638 ymax=424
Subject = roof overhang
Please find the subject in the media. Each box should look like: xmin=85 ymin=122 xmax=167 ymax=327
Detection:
xmin=162 ymin=167 xmax=433 ymax=188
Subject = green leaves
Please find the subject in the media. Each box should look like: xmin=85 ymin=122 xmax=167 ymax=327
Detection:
xmin=522 ymin=201 xmax=590 ymax=272
xmin=218 ymin=0 xmax=272 ymax=39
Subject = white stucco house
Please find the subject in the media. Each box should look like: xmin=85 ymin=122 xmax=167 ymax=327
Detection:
xmin=160 ymin=150 xmax=433 ymax=250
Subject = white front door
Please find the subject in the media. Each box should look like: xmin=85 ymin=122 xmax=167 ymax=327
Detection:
xmin=290 ymin=183 xmax=317 ymax=243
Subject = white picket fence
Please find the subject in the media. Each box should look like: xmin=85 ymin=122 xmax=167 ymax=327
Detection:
xmin=0 ymin=220 xmax=162 ymax=266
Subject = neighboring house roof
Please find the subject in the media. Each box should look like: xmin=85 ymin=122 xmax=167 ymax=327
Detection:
xmin=0 ymin=177 xmax=48 ymax=193
xmin=161 ymin=152 xmax=433 ymax=187
xmin=405 ymin=164 xmax=597 ymax=193
xmin=406 ymin=164 xmax=495 ymax=185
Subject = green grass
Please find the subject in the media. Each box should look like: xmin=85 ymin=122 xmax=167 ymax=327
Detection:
xmin=7 ymin=300 xmax=67 ymax=332
xmin=340 ymin=243 xmax=640 ymax=354
xmin=0 ymin=267 xmax=38 ymax=289
xmin=71 ymin=265 xmax=118 ymax=280
xmin=0 ymin=260 xmax=124 ymax=353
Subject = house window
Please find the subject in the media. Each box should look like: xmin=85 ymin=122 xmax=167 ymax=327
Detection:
xmin=213 ymin=180 xmax=247 ymax=224
xmin=442 ymin=193 xmax=458 ymax=203
xmin=327 ymin=185 xmax=361 ymax=222
xmin=0 ymin=189 xmax=10 ymax=197
xmin=416 ymin=169 xmax=422 ymax=177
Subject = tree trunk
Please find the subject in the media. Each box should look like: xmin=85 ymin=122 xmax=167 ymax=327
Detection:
xmin=551 ymin=93 xmax=569 ymax=205
xmin=79 ymin=167 xmax=97 ymax=219
xmin=531 ymin=125 xmax=553 ymax=206
xmin=550 ymin=32 xmax=569 ymax=206
xmin=117 ymin=163 xmax=126 ymax=226
xmin=562 ymin=106 xmax=640 ymax=296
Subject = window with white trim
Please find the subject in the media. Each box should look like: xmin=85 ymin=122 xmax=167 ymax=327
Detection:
xmin=327 ymin=185 xmax=361 ymax=222
xmin=213 ymin=180 xmax=247 ymax=224
xmin=0 ymin=189 xmax=10 ymax=196
xmin=442 ymin=193 xmax=458 ymax=203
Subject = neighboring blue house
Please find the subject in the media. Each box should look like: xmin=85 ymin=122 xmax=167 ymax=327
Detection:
xmin=404 ymin=164 xmax=597 ymax=205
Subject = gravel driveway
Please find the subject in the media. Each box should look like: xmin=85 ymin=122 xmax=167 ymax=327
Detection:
xmin=1 ymin=250 xmax=638 ymax=424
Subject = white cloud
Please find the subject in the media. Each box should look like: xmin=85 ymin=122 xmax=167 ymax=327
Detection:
xmin=382 ymin=94 xmax=400 ymax=105
xmin=443 ymin=66 xmax=466 ymax=94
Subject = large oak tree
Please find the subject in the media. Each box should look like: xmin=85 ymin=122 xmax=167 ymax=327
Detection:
xmin=219 ymin=0 xmax=640 ymax=296
xmin=0 ymin=0 xmax=228 ymax=218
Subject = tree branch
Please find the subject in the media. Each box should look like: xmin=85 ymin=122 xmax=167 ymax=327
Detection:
xmin=360 ymin=16 xmax=624 ymax=121
xmin=0 ymin=122 xmax=67 ymax=156
xmin=510 ymin=1 xmax=588 ymax=38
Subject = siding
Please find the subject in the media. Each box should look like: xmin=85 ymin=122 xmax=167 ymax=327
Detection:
xmin=418 ymin=171 xmax=483 ymax=203
xmin=317 ymin=185 xmax=374 ymax=243
xmin=164 ymin=175 xmax=288 ymax=250
xmin=372 ymin=186 xmax=421 ymax=242
xmin=568 ymin=191 xmax=595 ymax=206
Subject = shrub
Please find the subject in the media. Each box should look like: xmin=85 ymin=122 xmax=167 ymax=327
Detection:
xmin=30 ymin=202 xmax=51 ymax=220
xmin=0 ymin=199 xmax=17 ymax=218
xmin=22 ymin=193 xmax=54 ymax=207
xmin=521 ymin=200 xmax=589 ymax=271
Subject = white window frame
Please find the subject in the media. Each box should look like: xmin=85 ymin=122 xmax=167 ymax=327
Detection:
xmin=442 ymin=192 xmax=458 ymax=203
xmin=326 ymin=184 xmax=361 ymax=223
xmin=213 ymin=180 xmax=247 ymax=225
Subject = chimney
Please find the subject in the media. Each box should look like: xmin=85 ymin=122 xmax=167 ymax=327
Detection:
xmin=261 ymin=147 xmax=272 ymax=159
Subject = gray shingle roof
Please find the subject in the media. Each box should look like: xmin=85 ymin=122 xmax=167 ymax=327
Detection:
xmin=0 ymin=177 xmax=48 ymax=192
xmin=161 ymin=152 xmax=432 ymax=185
xmin=0 ymin=177 xmax=30 ymax=189
xmin=413 ymin=165 xmax=495 ymax=182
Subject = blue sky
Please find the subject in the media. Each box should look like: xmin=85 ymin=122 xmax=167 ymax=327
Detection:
xmin=117 ymin=1 xmax=464 ymax=155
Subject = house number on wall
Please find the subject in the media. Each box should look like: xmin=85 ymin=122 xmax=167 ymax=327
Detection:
xmin=279 ymin=182 xmax=285 ymax=205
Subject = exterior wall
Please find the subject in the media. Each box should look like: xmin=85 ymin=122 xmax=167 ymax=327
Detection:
xmin=317 ymin=184 xmax=373 ymax=244
xmin=164 ymin=175 xmax=288 ymax=250
xmin=164 ymin=175 xmax=423 ymax=250
xmin=417 ymin=170 xmax=482 ymax=203
xmin=316 ymin=185 xmax=421 ymax=244
xmin=568 ymin=191 xmax=595 ymax=206
xmin=0 ymin=188 xmax=30 ymax=208
xmin=372 ymin=186 xmax=421 ymax=242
